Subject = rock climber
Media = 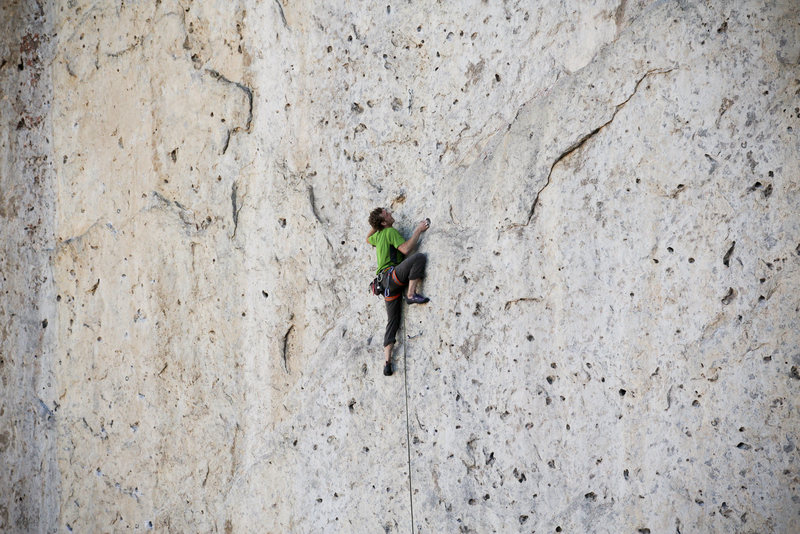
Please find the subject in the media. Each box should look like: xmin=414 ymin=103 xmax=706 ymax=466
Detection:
xmin=367 ymin=207 xmax=430 ymax=376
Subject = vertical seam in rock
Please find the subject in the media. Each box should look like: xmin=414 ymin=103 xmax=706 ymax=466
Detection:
xmin=282 ymin=324 xmax=293 ymax=373
xmin=308 ymin=185 xmax=324 ymax=225
xmin=525 ymin=67 xmax=675 ymax=225
xmin=231 ymin=181 xmax=241 ymax=237
xmin=274 ymin=0 xmax=289 ymax=30
xmin=222 ymin=130 xmax=232 ymax=154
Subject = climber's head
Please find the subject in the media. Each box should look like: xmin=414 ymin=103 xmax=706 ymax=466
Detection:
xmin=369 ymin=207 xmax=394 ymax=230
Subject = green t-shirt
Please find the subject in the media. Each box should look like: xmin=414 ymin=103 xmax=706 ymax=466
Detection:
xmin=368 ymin=227 xmax=406 ymax=274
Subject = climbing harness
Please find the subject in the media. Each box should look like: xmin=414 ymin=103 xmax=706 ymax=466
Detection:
xmin=370 ymin=265 xmax=406 ymax=299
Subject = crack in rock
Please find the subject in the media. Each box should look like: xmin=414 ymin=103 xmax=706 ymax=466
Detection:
xmin=106 ymin=36 xmax=143 ymax=58
xmin=526 ymin=67 xmax=675 ymax=225
xmin=54 ymin=191 xmax=213 ymax=252
xmin=274 ymin=0 xmax=289 ymax=30
xmin=504 ymin=297 xmax=542 ymax=310
xmin=206 ymin=69 xmax=254 ymax=154
xmin=308 ymin=185 xmax=324 ymax=225
xmin=57 ymin=220 xmax=106 ymax=249
xmin=150 ymin=191 xmax=213 ymax=235
xmin=231 ymin=181 xmax=244 ymax=237
xmin=282 ymin=323 xmax=294 ymax=374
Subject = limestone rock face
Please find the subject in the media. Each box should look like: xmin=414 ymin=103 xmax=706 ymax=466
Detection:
xmin=2 ymin=0 xmax=799 ymax=532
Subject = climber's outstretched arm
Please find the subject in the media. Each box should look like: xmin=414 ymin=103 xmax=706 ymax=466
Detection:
xmin=397 ymin=219 xmax=429 ymax=255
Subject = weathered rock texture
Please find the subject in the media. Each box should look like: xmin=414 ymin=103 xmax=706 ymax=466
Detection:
xmin=1 ymin=0 xmax=799 ymax=532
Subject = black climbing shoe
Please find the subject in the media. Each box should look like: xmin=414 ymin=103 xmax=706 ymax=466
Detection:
xmin=405 ymin=293 xmax=429 ymax=304
xmin=383 ymin=361 xmax=393 ymax=376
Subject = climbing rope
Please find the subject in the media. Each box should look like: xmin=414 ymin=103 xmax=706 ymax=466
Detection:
xmin=403 ymin=313 xmax=415 ymax=534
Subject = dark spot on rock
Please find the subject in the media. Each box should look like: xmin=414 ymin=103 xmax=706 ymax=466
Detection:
xmin=721 ymin=287 xmax=736 ymax=305
xmin=763 ymin=183 xmax=773 ymax=198
xmin=518 ymin=515 xmax=528 ymax=524
xmin=723 ymin=242 xmax=735 ymax=267
xmin=585 ymin=492 xmax=597 ymax=500
xmin=351 ymin=102 xmax=364 ymax=113
xmin=736 ymin=442 xmax=751 ymax=450
xmin=169 ymin=148 xmax=178 ymax=162
xmin=790 ymin=366 xmax=800 ymax=380
xmin=278 ymin=218 xmax=286 ymax=227
xmin=262 ymin=291 xmax=268 ymax=298
xmin=513 ymin=468 xmax=526 ymax=482
xmin=717 ymin=21 xmax=727 ymax=33
xmin=623 ymin=469 xmax=629 ymax=480
xmin=619 ymin=389 xmax=627 ymax=396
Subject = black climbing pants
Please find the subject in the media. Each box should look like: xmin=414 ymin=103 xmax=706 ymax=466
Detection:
xmin=383 ymin=253 xmax=427 ymax=347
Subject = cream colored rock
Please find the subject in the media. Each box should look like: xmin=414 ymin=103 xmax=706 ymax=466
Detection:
xmin=1 ymin=0 xmax=799 ymax=532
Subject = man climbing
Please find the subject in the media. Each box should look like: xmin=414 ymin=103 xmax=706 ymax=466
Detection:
xmin=367 ymin=207 xmax=430 ymax=376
